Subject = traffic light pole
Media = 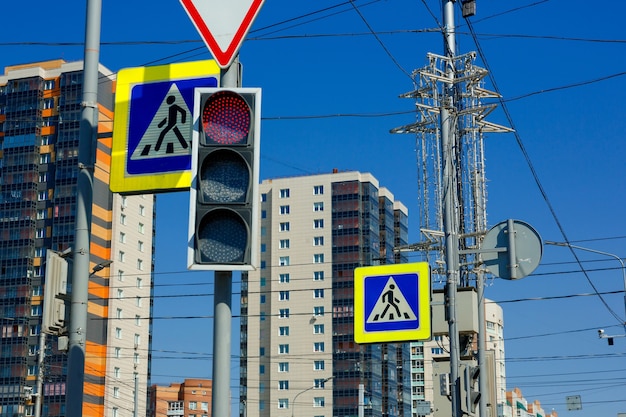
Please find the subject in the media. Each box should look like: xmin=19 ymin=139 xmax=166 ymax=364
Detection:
xmin=211 ymin=57 xmax=241 ymax=417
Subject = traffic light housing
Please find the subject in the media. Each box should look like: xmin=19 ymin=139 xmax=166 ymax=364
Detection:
xmin=43 ymin=250 xmax=69 ymax=334
xmin=188 ymin=88 xmax=261 ymax=271
xmin=463 ymin=364 xmax=481 ymax=415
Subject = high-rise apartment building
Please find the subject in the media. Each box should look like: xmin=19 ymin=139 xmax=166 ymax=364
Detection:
xmin=240 ymin=171 xmax=411 ymax=417
xmin=0 ymin=60 xmax=155 ymax=417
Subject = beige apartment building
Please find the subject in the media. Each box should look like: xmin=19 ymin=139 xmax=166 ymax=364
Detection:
xmin=241 ymin=171 xmax=411 ymax=417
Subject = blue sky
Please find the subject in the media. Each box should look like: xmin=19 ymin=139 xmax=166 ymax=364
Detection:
xmin=3 ymin=0 xmax=626 ymax=415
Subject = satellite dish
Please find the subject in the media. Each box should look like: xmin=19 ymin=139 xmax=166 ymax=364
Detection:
xmin=482 ymin=219 xmax=542 ymax=280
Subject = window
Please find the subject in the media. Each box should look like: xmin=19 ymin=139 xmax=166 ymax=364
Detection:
xmin=314 ymin=289 xmax=324 ymax=298
xmin=314 ymin=379 xmax=327 ymax=389
xmin=279 ymin=344 xmax=289 ymax=354
xmin=260 ymin=295 xmax=266 ymax=304
xmin=260 ymin=365 xmax=265 ymax=374
xmin=117 ymin=289 xmax=124 ymax=299
xmin=120 ymin=214 xmax=126 ymax=225
xmin=137 ymin=259 xmax=143 ymax=270
xmin=135 ymin=315 xmax=141 ymax=326
xmin=138 ymin=223 xmax=145 ymax=234
xmin=280 ymin=222 xmax=290 ymax=232
xmin=114 ymin=367 xmax=120 ymax=378
xmin=136 ymin=278 xmax=143 ymax=288
xmin=134 ymin=353 xmax=139 ymax=364
xmin=314 ymin=185 xmax=324 ymax=195
xmin=119 ymin=232 xmax=126 ymax=243
xmin=259 ymin=401 xmax=265 ymax=411
xmin=280 ymin=205 xmax=290 ymax=215
xmin=314 ymin=254 xmax=324 ymax=263
xmin=260 ymin=277 xmax=267 ymax=286
xmin=139 ymin=205 xmax=145 ymax=216
xmin=134 ymin=334 xmax=141 ymax=346
xmin=280 ymin=189 xmax=290 ymax=198
xmin=115 ymin=328 xmax=122 ymax=339
xmin=279 ymin=273 xmax=290 ymax=283
xmin=136 ymin=296 xmax=142 ymax=307
xmin=118 ymin=251 xmax=125 ymax=262
xmin=113 ymin=387 xmax=120 ymax=398
xmin=314 ymin=219 xmax=324 ymax=228
xmin=278 ymin=362 xmax=289 ymax=372
xmin=116 ymin=308 xmax=123 ymax=319
xmin=279 ymin=326 xmax=289 ymax=336
xmin=30 ymin=305 xmax=41 ymax=316
xmin=261 ymin=210 xmax=267 ymax=219
xmin=138 ymin=241 xmax=144 ymax=252
xmin=314 ymin=271 xmax=324 ymax=281
xmin=279 ymin=309 xmax=290 ymax=318
xmin=261 ymin=243 xmax=266 ymax=252
xmin=314 ymin=324 xmax=325 ymax=334
xmin=279 ymin=239 xmax=290 ymax=249
xmin=314 ymin=236 xmax=324 ymax=246
xmin=261 ymin=193 xmax=267 ymax=202
xmin=121 ymin=196 xmax=128 ymax=207
xmin=314 ymin=306 xmax=324 ymax=316
xmin=279 ymin=291 xmax=290 ymax=301
xmin=314 ymin=397 xmax=325 ymax=407
xmin=189 ymin=402 xmax=197 ymax=410
xmin=32 ymin=286 xmax=42 ymax=296
xmin=118 ymin=270 xmax=124 ymax=281
xmin=314 ymin=360 xmax=325 ymax=370
xmin=114 ymin=347 xmax=121 ymax=358
xmin=314 ymin=202 xmax=324 ymax=211
xmin=201 ymin=403 xmax=209 ymax=411
xmin=278 ymin=399 xmax=289 ymax=409
xmin=314 ymin=342 xmax=325 ymax=352
xmin=279 ymin=256 xmax=290 ymax=266
xmin=279 ymin=380 xmax=289 ymax=390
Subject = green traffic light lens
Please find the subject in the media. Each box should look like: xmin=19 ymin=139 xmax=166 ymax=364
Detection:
xmin=202 ymin=91 xmax=251 ymax=145
xmin=197 ymin=210 xmax=248 ymax=263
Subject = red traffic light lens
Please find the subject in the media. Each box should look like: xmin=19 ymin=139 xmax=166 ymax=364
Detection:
xmin=202 ymin=91 xmax=251 ymax=145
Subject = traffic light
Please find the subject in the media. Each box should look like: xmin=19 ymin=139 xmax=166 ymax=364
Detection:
xmin=43 ymin=250 xmax=69 ymax=334
xmin=188 ymin=87 xmax=261 ymax=271
xmin=464 ymin=364 xmax=481 ymax=415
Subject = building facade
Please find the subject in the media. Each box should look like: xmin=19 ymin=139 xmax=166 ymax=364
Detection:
xmin=148 ymin=379 xmax=212 ymax=417
xmin=240 ymin=171 xmax=410 ymax=417
xmin=0 ymin=60 xmax=155 ymax=417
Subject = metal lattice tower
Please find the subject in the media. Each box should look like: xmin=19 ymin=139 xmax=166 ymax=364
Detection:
xmin=392 ymin=51 xmax=511 ymax=285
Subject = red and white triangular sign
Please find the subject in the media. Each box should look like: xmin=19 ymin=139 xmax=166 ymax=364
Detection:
xmin=180 ymin=0 xmax=265 ymax=68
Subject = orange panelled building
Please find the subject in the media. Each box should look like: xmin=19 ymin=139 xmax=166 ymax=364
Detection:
xmin=0 ymin=60 xmax=155 ymax=417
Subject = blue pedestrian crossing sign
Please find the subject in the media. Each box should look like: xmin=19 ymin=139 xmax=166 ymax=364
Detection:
xmin=111 ymin=60 xmax=220 ymax=193
xmin=354 ymin=262 xmax=431 ymax=343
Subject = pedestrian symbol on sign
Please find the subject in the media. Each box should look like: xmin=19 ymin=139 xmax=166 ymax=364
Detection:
xmin=367 ymin=277 xmax=417 ymax=324
xmin=130 ymin=83 xmax=192 ymax=161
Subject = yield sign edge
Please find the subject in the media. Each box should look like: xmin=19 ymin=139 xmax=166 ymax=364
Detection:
xmin=180 ymin=0 xmax=266 ymax=68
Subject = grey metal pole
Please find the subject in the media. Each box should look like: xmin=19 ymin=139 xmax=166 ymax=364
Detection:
xmin=210 ymin=57 xmax=240 ymax=417
xmin=441 ymin=1 xmax=461 ymax=417
xmin=477 ymin=271 xmax=488 ymax=417
xmin=134 ymin=372 xmax=139 ymax=417
xmin=34 ymin=332 xmax=46 ymax=417
xmin=66 ymin=0 xmax=101 ymax=415
xmin=212 ymin=270 xmax=233 ymax=417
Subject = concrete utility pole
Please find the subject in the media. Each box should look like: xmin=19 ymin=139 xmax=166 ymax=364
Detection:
xmin=441 ymin=1 xmax=462 ymax=417
xmin=66 ymin=0 xmax=101 ymax=415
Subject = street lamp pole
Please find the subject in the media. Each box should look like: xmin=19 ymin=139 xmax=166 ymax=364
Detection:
xmin=545 ymin=241 xmax=626 ymax=336
xmin=291 ymin=376 xmax=333 ymax=417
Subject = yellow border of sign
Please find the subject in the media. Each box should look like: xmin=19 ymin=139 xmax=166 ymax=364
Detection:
xmin=110 ymin=59 xmax=220 ymax=194
xmin=354 ymin=262 xmax=431 ymax=344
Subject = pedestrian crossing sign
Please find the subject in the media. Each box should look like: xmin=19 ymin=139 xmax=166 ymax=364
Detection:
xmin=354 ymin=262 xmax=431 ymax=343
xmin=111 ymin=60 xmax=220 ymax=193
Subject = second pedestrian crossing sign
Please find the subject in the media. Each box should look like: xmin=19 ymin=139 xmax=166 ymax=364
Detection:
xmin=354 ymin=262 xmax=431 ymax=343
